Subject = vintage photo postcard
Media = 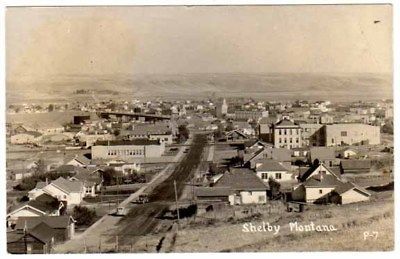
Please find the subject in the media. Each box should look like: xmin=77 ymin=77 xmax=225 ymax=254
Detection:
xmin=3 ymin=2 xmax=394 ymax=254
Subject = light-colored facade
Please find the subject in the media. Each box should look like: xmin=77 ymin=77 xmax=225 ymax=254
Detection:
xmin=324 ymin=124 xmax=380 ymax=146
xmin=272 ymin=119 xmax=302 ymax=149
xmin=230 ymin=191 xmax=267 ymax=205
xmin=43 ymin=184 xmax=84 ymax=206
xmin=92 ymin=140 xmax=165 ymax=160
xmin=235 ymin=110 xmax=268 ymax=121
xmin=305 ymin=186 xmax=335 ymax=203
xmin=341 ymin=189 xmax=370 ymax=204
xmin=216 ymin=98 xmax=228 ymax=118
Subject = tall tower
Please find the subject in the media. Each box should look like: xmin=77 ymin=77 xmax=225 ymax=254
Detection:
xmin=216 ymin=98 xmax=228 ymax=118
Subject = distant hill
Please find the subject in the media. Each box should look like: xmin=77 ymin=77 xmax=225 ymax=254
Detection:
xmin=6 ymin=73 xmax=392 ymax=103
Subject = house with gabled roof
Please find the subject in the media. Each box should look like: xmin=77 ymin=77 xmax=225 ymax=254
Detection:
xmin=195 ymin=187 xmax=234 ymax=203
xmin=297 ymin=162 xmax=341 ymax=182
xmin=292 ymin=162 xmax=370 ymax=204
xmin=224 ymin=129 xmax=250 ymax=141
xmin=42 ymin=177 xmax=85 ymax=206
xmin=65 ymin=154 xmax=91 ymax=168
xmin=214 ymin=168 xmax=268 ymax=205
xmin=7 ymin=193 xmax=63 ymax=228
xmin=14 ymin=215 xmax=76 ymax=243
xmin=255 ymin=159 xmax=293 ymax=183
xmin=7 ymin=223 xmax=56 ymax=254
xmin=332 ymin=182 xmax=371 ymax=204
xmin=69 ymin=168 xmax=103 ymax=197
xmin=308 ymin=146 xmax=339 ymax=167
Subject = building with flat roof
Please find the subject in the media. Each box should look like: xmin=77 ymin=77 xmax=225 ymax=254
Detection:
xmin=323 ymin=124 xmax=380 ymax=146
xmin=91 ymin=139 xmax=165 ymax=160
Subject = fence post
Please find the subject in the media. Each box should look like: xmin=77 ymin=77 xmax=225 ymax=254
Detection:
xmin=116 ymin=235 xmax=119 ymax=252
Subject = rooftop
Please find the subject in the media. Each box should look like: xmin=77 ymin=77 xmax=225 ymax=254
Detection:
xmin=215 ymin=168 xmax=268 ymax=191
xmin=15 ymin=215 xmax=74 ymax=230
xmin=256 ymin=159 xmax=288 ymax=172
xmin=95 ymin=139 xmax=160 ymax=146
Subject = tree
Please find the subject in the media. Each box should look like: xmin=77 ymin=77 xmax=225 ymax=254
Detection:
xmin=72 ymin=206 xmax=97 ymax=226
xmin=48 ymin=104 xmax=54 ymax=112
xmin=178 ymin=125 xmax=189 ymax=142
xmin=268 ymin=178 xmax=281 ymax=200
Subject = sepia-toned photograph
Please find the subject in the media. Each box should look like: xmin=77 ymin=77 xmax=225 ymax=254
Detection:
xmin=4 ymin=2 xmax=394 ymax=254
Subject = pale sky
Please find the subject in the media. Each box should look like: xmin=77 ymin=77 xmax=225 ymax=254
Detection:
xmin=6 ymin=5 xmax=392 ymax=81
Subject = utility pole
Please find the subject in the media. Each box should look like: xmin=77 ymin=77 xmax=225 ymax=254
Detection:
xmin=174 ymin=180 xmax=180 ymax=225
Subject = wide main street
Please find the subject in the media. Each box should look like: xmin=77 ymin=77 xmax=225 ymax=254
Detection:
xmin=53 ymin=134 xmax=208 ymax=253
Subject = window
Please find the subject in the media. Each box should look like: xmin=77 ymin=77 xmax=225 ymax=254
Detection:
xmin=275 ymin=173 xmax=282 ymax=179
xmin=284 ymin=129 xmax=287 ymax=135
xmin=296 ymin=138 xmax=299 ymax=143
xmin=290 ymin=138 xmax=292 ymax=143
xmin=279 ymin=129 xmax=282 ymax=135
xmin=279 ymin=138 xmax=282 ymax=143
xmin=331 ymin=138 xmax=335 ymax=144
xmin=341 ymin=131 xmax=347 ymax=137
xmin=319 ymin=189 xmax=323 ymax=194
xmin=289 ymin=129 xmax=292 ymax=135
xmin=261 ymin=173 xmax=269 ymax=180
xmin=284 ymin=138 xmax=287 ymax=143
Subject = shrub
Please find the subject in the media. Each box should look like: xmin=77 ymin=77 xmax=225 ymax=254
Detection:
xmin=72 ymin=205 xmax=97 ymax=226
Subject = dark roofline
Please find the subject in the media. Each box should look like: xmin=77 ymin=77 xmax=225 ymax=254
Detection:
xmin=95 ymin=139 xmax=160 ymax=146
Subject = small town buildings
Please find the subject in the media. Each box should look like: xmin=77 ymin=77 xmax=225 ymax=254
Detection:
xmin=7 ymin=193 xmax=63 ymax=228
xmin=195 ymin=187 xmax=234 ymax=203
xmin=232 ymin=121 xmax=255 ymax=136
xmin=292 ymin=162 xmax=370 ymax=204
xmin=122 ymin=124 xmax=173 ymax=144
xmin=339 ymin=147 xmax=358 ymax=158
xmin=75 ymin=132 xmax=115 ymax=147
xmin=65 ymin=155 xmax=91 ymax=168
xmin=91 ymin=139 xmax=166 ymax=160
xmin=214 ymin=168 xmax=268 ymax=205
xmin=298 ymin=123 xmax=324 ymax=146
xmin=223 ymin=129 xmax=250 ymax=141
xmin=271 ymin=118 xmax=302 ymax=149
xmin=308 ymin=147 xmax=338 ymax=167
xmin=11 ymin=131 xmax=42 ymax=145
xmin=13 ymin=170 xmax=34 ymax=181
xmin=297 ymin=162 xmax=341 ymax=182
xmin=323 ymin=124 xmax=381 ymax=146
xmin=340 ymin=160 xmax=371 ymax=174
xmin=255 ymin=159 xmax=293 ymax=182
xmin=14 ymin=215 xmax=76 ymax=243
xmin=69 ymin=170 xmax=103 ymax=197
xmin=333 ymin=182 xmax=371 ymax=204
xmin=41 ymin=177 xmax=85 ymax=206
xmin=258 ymin=117 xmax=277 ymax=142
xmin=7 ymin=224 xmax=56 ymax=254
xmin=28 ymin=182 xmax=47 ymax=200
xmin=234 ymin=110 xmax=268 ymax=121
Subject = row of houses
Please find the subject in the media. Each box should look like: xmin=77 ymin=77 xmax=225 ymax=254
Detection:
xmin=196 ymin=161 xmax=370 ymax=206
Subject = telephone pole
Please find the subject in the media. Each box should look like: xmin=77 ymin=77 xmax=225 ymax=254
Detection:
xmin=174 ymin=180 xmax=180 ymax=225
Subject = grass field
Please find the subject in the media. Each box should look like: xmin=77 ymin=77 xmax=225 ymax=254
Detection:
xmin=160 ymin=193 xmax=393 ymax=252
